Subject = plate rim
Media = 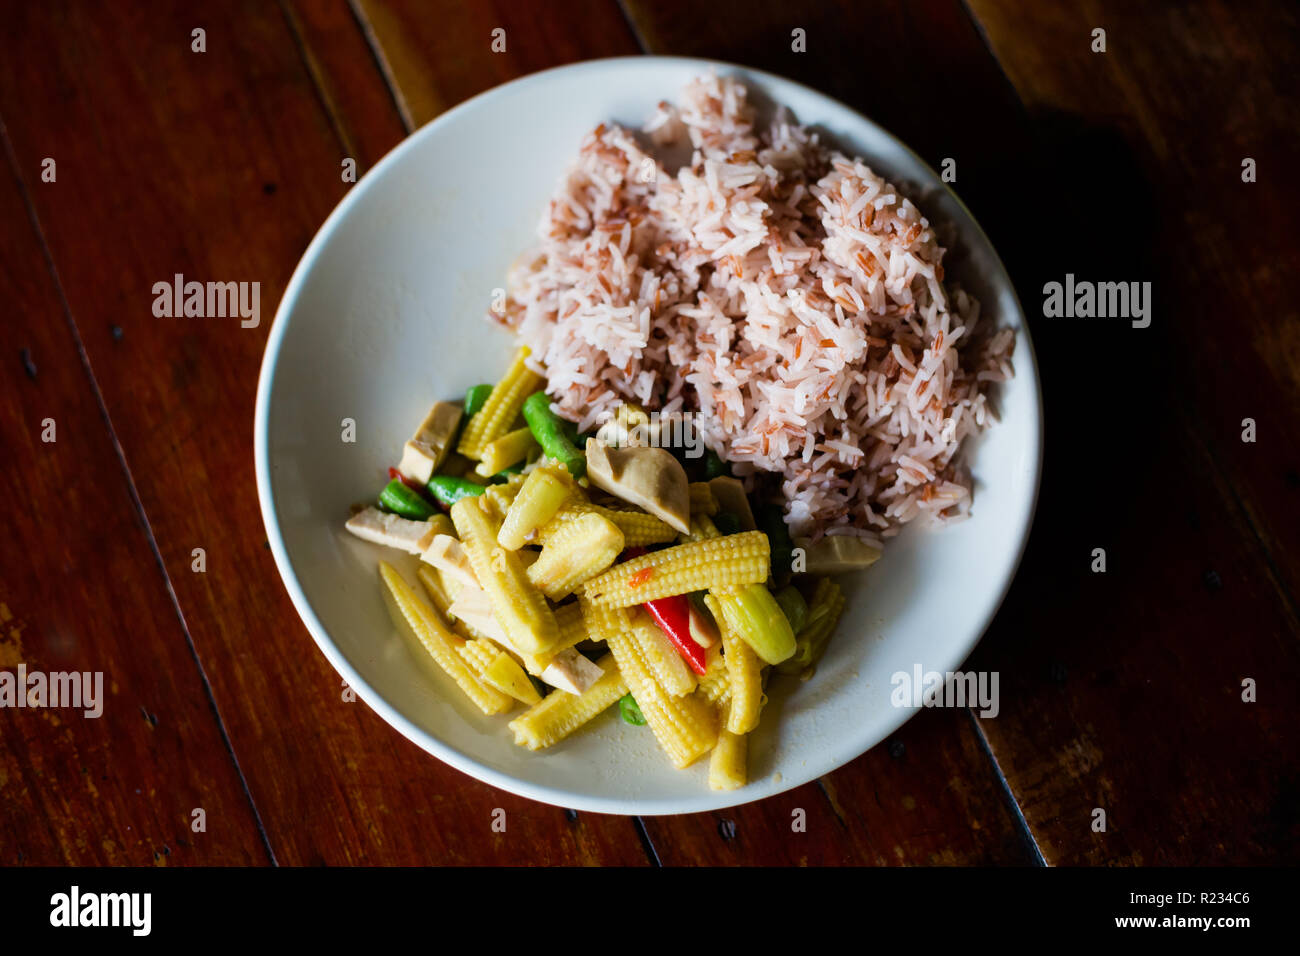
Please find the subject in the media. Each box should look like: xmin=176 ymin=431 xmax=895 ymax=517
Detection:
xmin=253 ymin=54 xmax=1045 ymax=816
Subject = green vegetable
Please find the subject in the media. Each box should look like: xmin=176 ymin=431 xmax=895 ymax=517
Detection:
xmin=618 ymin=693 xmax=647 ymax=726
xmin=703 ymin=449 xmax=729 ymax=480
xmin=521 ymin=391 xmax=586 ymax=478
xmin=426 ymin=474 xmax=487 ymax=507
xmin=378 ymin=479 xmax=435 ymax=520
xmin=463 ymin=383 xmax=493 ymax=419
xmin=757 ymin=504 xmax=795 ymax=584
xmin=713 ymin=511 xmax=741 ymax=536
xmin=773 ymin=585 xmax=809 ymax=635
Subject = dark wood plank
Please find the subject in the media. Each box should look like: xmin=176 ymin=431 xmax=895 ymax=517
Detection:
xmin=945 ymin=0 xmax=1300 ymax=863
xmin=643 ymin=708 xmax=1034 ymax=865
xmin=0 ymin=155 xmax=269 ymax=865
xmin=963 ymin=0 xmax=1300 ymax=608
xmin=355 ymin=0 xmax=642 ymax=127
xmin=0 ymin=0 xmax=648 ymax=865
xmin=621 ymin=0 xmax=1041 ymax=864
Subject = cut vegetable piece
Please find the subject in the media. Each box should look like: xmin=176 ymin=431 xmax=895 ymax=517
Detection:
xmin=708 ymin=728 xmax=747 ymax=791
xmin=688 ymin=482 xmax=718 ymax=517
xmin=779 ymin=577 xmax=846 ymax=676
xmin=710 ymin=583 xmax=797 ymax=665
xmin=378 ymin=561 xmax=512 ymax=715
xmin=426 ymin=474 xmax=487 ymax=508
xmin=450 ymin=496 xmax=560 ymax=655
xmin=773 ymin=584 xmax=809 ymax=635
xmin=378 ymin=479 xmax=435 ymax=520
xmin=581 ymin=531 xmax=770 ymax=608
xmin=535 ymin=500 xmax=677 ymax=548
xmin=474 ymin=426 xmax=538 ymax=477
xmin=628 ymin=607 xmax=699 ymax=695
xmin=527 ymin=511 xmax=624 ymax=601
xmin=458 ymin=347 xmax=543 ymax=460
xmin=597 ymin=602 xmax=718 ymax=769
xmin=619 ymin=693 xmax=647 ymax=726
xmin=345 ymin=507 xmax=435 ymax=554
xmin=686 ymin=597 xmax=720 ymax=650
xmin=482 ymin=651 xmax=543 ymax=705
xmin=705 ymin=592 xmax=763 ymax=734
xmin=497 ymin=466 xmax=574 ymax=550
xmin=399 ymin=400 xmax=463 ymax=484
xmin=586 ymin=439 xmax=691 ymax=534
xmin=521 ymin=391 xmax=587 ymax=478
xmin=508 ymin=655 xmax=627 ymax=750
xmin=540 ymin=647 xmax=606 ymax=695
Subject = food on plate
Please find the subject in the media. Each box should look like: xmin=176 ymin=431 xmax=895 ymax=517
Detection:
xmin=343 ymin=74 xmax=1014 ymax=791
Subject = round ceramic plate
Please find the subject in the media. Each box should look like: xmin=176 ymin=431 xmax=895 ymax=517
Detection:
xmin=254 ymin=56 xmax=1042 ymax=815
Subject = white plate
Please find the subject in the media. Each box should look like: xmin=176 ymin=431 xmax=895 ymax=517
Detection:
xmin=255 ymin=56 xmax=1042 ymax=815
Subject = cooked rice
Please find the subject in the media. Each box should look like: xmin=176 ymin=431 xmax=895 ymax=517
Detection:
xmin=495 ymin=74 xmax=1015 ymax=545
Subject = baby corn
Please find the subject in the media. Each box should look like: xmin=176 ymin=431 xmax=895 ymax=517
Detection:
xmin=582 ymin=530 xmax=770 ymax=608
xmin=628 ymin=608 xmax=698 ymax=697
xmin=378 ymin=561 xmax=512 ymax=715
xmin=498 ymin=465 xmax=574 ymax=551
xmin=708 ymin=728 xmax=747 ymax=791
xmin=450 ymin=496 xmax=560 ymax=655
xmin=536 ymin=500 xmax=677 ymax=547
xmin=508 ymin=655 xmax=628 ymax=750
xmin=592 ymin=602 xmax=717 ymax=768
xmin=706 ymin=593 xmax=763 ymax=733
xmin=458 ymin=347 xmax=543 ymax=460
xmin=527 ymin=512 xmax=624 ymax=601
xmin=474 ymin=426 xmax=538 ymax=477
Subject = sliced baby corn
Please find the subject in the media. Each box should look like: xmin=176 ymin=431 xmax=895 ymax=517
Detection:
xmin=582 ymin=530 xmax=770 ymax=609
xmin=527 ymin=511 xmax=624 ymax=601
xmin=508 ymin=655 xmax=628 ymax=750
xmin=451 ymin=496 xmax=560 ymax=655
xmin=708 ymin=728 xmax=747 ymax=791
xmin=706 ymin=592 xmax=763 ymax=734
xmin=378 ymin=561 xmax=512 ymax=715
xmin=474 ymin=426 xmax=538 ymax=477
xmin=458 ymin=347 xmax=543 ymax=460
xmin=481 ymin=650 xmax=542 ymax=705
xmin=627 ymin=607 xmax=697 ymax=697
xmin=498 ymin=465 xmax=574 ymax=550
xmin=536 ymin=500 xmax=678 ymax=548
xmin=595 ymin=602 xmax=718 ymax=768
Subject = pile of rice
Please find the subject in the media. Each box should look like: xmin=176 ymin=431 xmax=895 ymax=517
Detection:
xmin=496 ymin=74 xmax=1015 ymax=545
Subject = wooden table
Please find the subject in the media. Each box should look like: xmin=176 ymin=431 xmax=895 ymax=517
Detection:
xmin=2 ymin=0 xmax=1296 ymax=866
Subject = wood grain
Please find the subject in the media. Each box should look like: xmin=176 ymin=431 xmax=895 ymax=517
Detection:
xmin=354 ymin=0 xmax=642 ymax=128
xmin=0 ymin=0 xmax=648 ymax=865
xmin=0 ymin=153 xmax=270 ymax=865
xmin=643 ymin=707 xmax=1036 ymax=865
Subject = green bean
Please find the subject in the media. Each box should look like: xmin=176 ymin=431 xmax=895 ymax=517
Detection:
xmin=463 ymin=383 xmax=493 ymax=419
xmin=426 ymin=474 xmax=486 ymax=508
xmin=703 ymin=448 xmax=729 ymax=480
xmin=378 ymin=479 xmax=435 ymax=520
xmin=773 ymin=585 xmax=809 ymax=635
xmin=618 ymin=693 xmax=647 ymax=726
xmin=521 ymin=391 xmax=586 ymax=478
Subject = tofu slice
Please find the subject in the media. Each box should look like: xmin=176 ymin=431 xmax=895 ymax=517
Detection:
xmin=540 ymin=647 xmax=605 ymax=695
xmin=398 ymin=401 xmax=463 ymax=484
xmin=345 ymin=507 xmax=435 ymax=555
xmin=421 ymin=534 xmax=478 ymax=587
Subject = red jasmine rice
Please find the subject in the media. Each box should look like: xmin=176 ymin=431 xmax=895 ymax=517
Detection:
xmin=496 ymin=74 xmax=1015 ymax=545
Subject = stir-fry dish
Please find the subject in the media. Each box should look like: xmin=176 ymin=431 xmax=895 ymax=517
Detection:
xmin=345 ymin=75 xmax=1013 ymax=790
xmin=350 ymin=348 xmax=872 ymax=790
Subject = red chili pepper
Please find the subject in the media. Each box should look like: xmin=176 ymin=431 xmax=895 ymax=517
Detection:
xmin=644 ymin=594 xmax=708 ymax=675
xmin=388 ymin=467 xmax=425 ymax=493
